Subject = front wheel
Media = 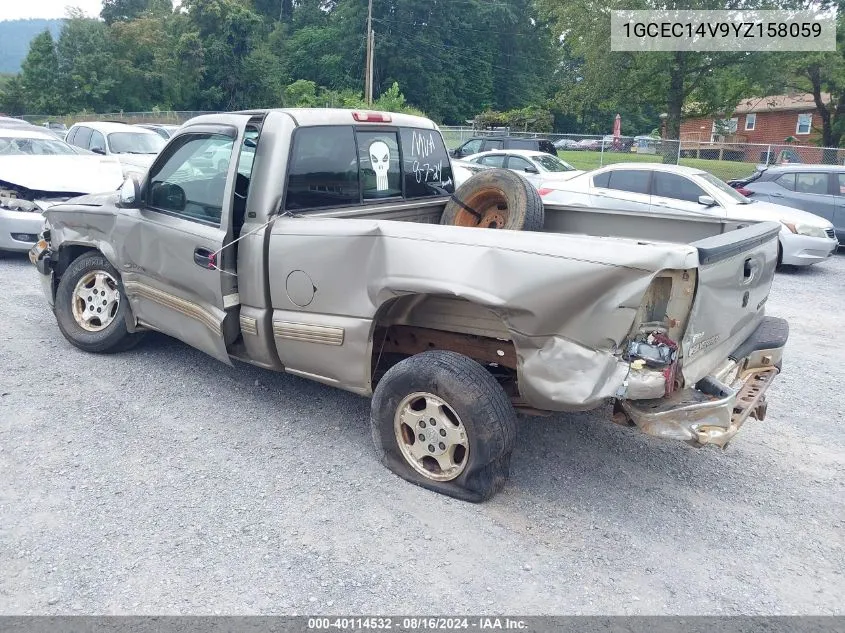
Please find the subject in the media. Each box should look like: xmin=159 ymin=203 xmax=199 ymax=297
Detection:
xmin=54 ymin=252 xmax=142 ymax=353
xmin=370 ymin=351 xmax=517 ymax=502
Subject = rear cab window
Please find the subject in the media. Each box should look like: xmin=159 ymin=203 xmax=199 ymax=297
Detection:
xmin=285 ymin=125 xmax=454 ymax=211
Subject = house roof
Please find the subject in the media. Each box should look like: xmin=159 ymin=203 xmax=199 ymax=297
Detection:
xmin=734 ymin=93 xmax=829 ymax=114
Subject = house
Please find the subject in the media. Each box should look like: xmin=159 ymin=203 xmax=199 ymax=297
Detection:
xmin=678 ymin=93 xmax=834 ymax=164
xmin=680 ymin=93 xmax=826 ymax=145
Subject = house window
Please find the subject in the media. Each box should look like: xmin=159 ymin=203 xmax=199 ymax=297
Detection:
xmin=796 ymin=113 xmax=812 ymax=135
xmin=745 ymin=113 xmax=756 ymax=131
xmin=711 ymin=118 xmax=737 ymax=141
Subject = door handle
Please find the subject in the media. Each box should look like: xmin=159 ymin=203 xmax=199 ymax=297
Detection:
xmin=193 ymin=247 xmax=217 ymax=270
xmin=771 ymin=192 xmax=783 ymax=198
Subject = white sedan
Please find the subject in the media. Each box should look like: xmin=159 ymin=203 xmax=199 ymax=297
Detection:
xmin=462 ymin=149 xmax=583 ymax=188
xmin=0 ymin=127 xmax=125 ymax=252
xmin=538 ymin=163 xmax=838 ymax=267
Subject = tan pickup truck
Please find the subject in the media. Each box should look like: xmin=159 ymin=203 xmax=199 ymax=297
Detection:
xmin=30 ymin=109 xmax=789 ymax=501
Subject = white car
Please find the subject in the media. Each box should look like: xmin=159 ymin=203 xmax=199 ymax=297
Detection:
xmin=462 ymin=149 xmax=583 ymax=188
xmin=0 ymin=127 xmax=125 ymax=252
xmin=538 ymin=163 xmax=838 ymax=267
xmin=66 ymin=121 xmax=166 ymax=178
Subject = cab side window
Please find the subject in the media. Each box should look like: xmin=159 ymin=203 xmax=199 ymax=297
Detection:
xmin=147 ymin=133 xmax=235 ymax=225
xmin=285 ymin=127 xmax=359 ymax=210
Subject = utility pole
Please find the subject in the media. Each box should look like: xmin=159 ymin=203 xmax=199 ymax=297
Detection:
xmin=365 ymin=0 xmax=374 ymax=106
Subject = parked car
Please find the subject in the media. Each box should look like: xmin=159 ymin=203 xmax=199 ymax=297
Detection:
xmin=30 ymin=109 xmax=790 ymax=502
xmin=0 ymin=127 xmax=124 ymax=252
xmin=538 ymin=163 xmax=838 ymax=267
xmin=136 ymin=124 xmax=181 ymax=140
xmin=553 ymin=138 xmax=580 ymax=150
xmin=729 ymin=165 xmax=845 ymax=244
xmin=462 ymin=149 xmax=583 ymax=188
xmin=451 ymin=136 xmax=556 ymax=159
xmin=65 ymin=121 xmax=166 ymax=178
xmin=43 ymin=121 xmax=68 ymax=140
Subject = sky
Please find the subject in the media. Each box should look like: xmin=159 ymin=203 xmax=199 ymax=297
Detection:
xmin=0 ymin=0 xmax=104 ymax=20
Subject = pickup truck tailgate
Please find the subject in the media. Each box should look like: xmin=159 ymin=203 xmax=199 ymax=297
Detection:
xmin=680 ymin=221 xmax=782 ymax=385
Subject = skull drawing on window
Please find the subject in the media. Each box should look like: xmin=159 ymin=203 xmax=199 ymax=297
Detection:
xmin=369 ymin=140 xmax=390 ymax=191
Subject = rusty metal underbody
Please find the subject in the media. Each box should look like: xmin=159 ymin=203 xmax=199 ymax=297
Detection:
xmin=616 ymin=364 xmax=779 ymax=448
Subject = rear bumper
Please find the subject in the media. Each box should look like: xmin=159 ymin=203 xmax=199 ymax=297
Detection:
xmin=780 ymin=233 xmax=839 ymax=266
xmin=618 ymin=316 xmax=788 ymax=448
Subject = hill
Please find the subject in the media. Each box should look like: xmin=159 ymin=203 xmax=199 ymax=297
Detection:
xmin=0 ymin=19 xmax=64 ymax=74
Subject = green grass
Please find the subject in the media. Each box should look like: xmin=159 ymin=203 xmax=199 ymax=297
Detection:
xmin=557 ymin=149 xmax=759 ymax=182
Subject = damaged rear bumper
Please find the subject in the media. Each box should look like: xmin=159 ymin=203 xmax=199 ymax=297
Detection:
xmin=617 ymin=316 xmax=788 ymax=447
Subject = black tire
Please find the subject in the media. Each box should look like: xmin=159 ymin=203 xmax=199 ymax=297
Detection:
xmin=441 ymin=168 xmax=544 ymax=231
xmin=54 ymin=252 xmax=142 ymax=353
xmin=370 ymin=350 xmax=517 ymax=502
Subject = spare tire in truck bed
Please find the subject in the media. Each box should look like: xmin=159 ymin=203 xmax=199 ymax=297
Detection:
xmin=441 ymin=168 xmax=544 ymax=231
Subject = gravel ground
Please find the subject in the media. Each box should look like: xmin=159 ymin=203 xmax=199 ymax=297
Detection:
xmin=1 ymin=250 xmax=843 ymax=615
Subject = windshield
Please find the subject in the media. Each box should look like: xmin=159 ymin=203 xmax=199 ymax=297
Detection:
xmin=534 ymin=154 xmax=575 ymax=172
xmin=107 ymin=132 xmax=166 ymax=155
xmin=698 ymin=172 xmax=751 ymax=204
xmin=0 ymin=136 xmax=78 ymax=155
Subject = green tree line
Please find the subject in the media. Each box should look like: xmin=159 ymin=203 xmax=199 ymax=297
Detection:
xmin=2 ymin=0 xmax=844 ymax=139
xmin=0 ymin=0 xmax=557 ymax=124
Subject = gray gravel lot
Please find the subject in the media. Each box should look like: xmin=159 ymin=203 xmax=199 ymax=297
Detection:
xmin=1 ymin=250 xmax=843 ymax=615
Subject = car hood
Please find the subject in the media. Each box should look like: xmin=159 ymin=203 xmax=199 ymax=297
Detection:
xmin=0 ymin=155 xmax=125 ymax=195
xmin=728 ymin=200 xmax=834 ymax=228
xmin=115 ymin=154 xmax=156 ymax=169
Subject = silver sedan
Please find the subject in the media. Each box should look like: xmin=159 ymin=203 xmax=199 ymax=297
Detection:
xmin=538 ymin=163 xmax=838 ymax=267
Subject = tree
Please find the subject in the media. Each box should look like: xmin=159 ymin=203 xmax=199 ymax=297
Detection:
xmin=19 ymin=30 xmax=60 ymax=114
xmin=772 ymin=14 xmax=845 ymax=156
xmin=56 ymin=16 xmax=119 ymax=112
xmin=101 ymin=0 xmax=171 ymax=25
xmin=535 ymin=0 xmax=804 ymax=139
xmin=0 ymin=75 xmax=27 ymax=115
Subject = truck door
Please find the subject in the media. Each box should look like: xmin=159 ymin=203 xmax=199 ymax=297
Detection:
xmin=116 ymin=118 xmax=252 ymax=363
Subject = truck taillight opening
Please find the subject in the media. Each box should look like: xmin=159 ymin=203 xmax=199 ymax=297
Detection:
xmin=352 ymin=111 xmax=392 ymax=123
xmin=736 ymin=187 xmax=753 ymax=197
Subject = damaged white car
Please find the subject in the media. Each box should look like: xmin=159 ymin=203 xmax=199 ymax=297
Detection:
xmin=0 ymin=127 xmax=125 ymax=252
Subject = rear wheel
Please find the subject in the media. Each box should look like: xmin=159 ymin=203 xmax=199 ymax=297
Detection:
xmin=54 ymin=252 xmax=142 ymax=353
xmin=370 ymin=350 xmax=517 ymax=502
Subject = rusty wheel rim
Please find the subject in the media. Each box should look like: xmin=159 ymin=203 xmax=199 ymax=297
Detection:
xmin=71 ymin=270 xmax=120 ymax=332
xmin=453 ymin=188 xmax=510 ymax=229
xmin=394 ymin=392 xmax=469 ymax=482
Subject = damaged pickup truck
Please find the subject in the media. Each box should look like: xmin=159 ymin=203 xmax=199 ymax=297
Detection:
xmin=30 ymin=109 xmax=789 ymax=501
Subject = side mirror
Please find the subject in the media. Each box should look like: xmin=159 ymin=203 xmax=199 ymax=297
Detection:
xmin=698 ymin=195 xmax=717 ymax=207
xmin=91 ymin=146 xmax=106 ymax=155
xmin=118 ymin=177 xmax=142 ymax=208
xmin=524 ymin=166 xmax=539 ymax=174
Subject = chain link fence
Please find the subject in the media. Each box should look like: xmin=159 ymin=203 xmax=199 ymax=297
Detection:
xmin=440 ymin=125 xmax=845 ymax=183
xmin=19 ymin=111 xmax=221 ymax=127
